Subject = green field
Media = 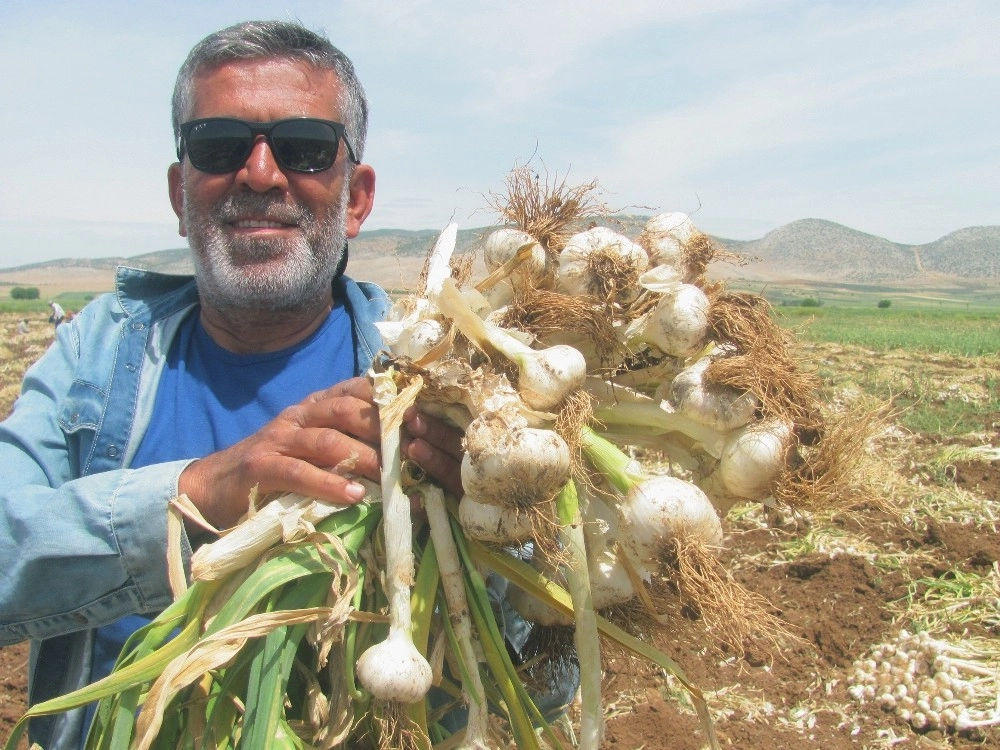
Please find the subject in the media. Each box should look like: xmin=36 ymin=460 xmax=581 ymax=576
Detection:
xmin=778 ymin=306 xmax=999 ymax=357
xmin=731 ymin=279 xmax=1000 ymax=312
xmin=0 ymin=292 xmax=103 ymax=316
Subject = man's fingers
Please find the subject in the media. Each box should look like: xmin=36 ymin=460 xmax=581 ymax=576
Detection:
xmin=403 ymin=437 xmax=464 ymax=499
xmin=293 ymin=393 xmax=380 ymax=442
xmin=304 ymin=376 xmax=373 ymax=404
xmin=268 ymin=459 xmax=372 ymax=504
xmin=404 ymin=412 xmax=463 ymax=459
xmin=285 ymin=427 xmax=381 ymax=478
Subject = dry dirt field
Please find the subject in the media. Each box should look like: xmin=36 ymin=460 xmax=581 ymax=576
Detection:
xmin=0 ymin=308 xmax=997 ymax=749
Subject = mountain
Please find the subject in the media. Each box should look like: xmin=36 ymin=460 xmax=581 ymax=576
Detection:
xmin=710 ymin=219 xmax=1000 ymax=285
xmin=2 ymin=219 xmax=998 ymax=288
xmin=919 ymin=226 xmax=1000 ymax=278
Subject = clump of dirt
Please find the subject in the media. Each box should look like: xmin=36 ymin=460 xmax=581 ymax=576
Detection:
xmin=951 ymin=458 xmax=1000 ymax=500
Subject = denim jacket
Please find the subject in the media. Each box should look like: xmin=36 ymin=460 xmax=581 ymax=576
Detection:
xmin=0 ymin=266 xmax=389 ymax=749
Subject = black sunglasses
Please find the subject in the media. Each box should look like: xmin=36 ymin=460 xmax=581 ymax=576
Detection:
xmin=177 ymin=117 xmax=359 ymax=174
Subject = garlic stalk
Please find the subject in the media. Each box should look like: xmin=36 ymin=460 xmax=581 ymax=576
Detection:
xmin=589 ymin=387 xmax=726 ymax=459
xmin=434 ymin=277 xmax=586 ymax=410
xmin=355 ymin=371 xmax=433 ymax=703
xmin=556 ymin=479 xmax=604 ymax=750
xmin=190 ymin=491 xmax=359 ymax=582
xmin=420 ymin=484 xmax=490 ymax=750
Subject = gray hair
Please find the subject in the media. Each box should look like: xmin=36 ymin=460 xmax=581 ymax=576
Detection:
xmin=171 ymin=20 xmax=368 ymax=161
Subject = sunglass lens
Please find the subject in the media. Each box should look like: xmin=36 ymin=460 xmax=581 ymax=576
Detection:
xmin=185 ymin=120 xmax=253 ymax=173
xmin=271 ymin=120 xmax=340 ymax=172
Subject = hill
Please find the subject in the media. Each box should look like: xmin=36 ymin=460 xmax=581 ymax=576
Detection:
xmin=712 ymin=219 xmax=1000 ymax=286
xmin=2 ymin=219 xmax=999 ymax=296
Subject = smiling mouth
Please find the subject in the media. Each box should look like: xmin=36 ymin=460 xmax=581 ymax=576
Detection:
xmin=232 ymin=219 xmax=295 ymax=229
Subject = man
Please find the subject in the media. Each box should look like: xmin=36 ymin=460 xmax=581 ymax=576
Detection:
xmin=0 ymin=21 xmax=463 ymax=748
xmin=47 ymin=300 xmax=65 ymax=329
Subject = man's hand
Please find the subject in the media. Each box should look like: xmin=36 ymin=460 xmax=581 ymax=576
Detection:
xmin=179 ymin=377 xmax=465 ymax=530
xmin=402 ymin=408 xmax=465 ymax=500
xmin=179 ymin=378 xmax=381 ymax=530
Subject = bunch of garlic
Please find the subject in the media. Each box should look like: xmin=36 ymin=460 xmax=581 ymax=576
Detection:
xmin=848 ymin=629 xmax=1000 ymax=733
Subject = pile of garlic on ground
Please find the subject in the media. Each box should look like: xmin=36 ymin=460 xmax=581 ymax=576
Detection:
xmin=849 ymin=629 xmax=1000 ymax=733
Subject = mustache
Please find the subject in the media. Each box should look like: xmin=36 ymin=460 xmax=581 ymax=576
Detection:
xmin=212 ymin=194 xmax=313 ymax=225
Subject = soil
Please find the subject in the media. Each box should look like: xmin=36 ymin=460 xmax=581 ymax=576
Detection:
xmin=598 ymin=457 xmax=1000 ymax=750
xmin=1 ymin=325 xmax=997 ymax=749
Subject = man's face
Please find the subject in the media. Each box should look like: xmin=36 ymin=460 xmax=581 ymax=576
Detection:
xmin=167 ymin=59 xmax=374 ymax=314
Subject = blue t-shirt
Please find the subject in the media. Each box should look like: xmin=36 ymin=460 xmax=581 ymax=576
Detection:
xmin=85 ymin=303 xmax=356 ymax=738
xmin=131 ymin=304 xmax=355 ymax=463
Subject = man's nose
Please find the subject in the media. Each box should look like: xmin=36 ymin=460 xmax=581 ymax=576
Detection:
xmin=235 ymin=136 xmax=289 ymax=192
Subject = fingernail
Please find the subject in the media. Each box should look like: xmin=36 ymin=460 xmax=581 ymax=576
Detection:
xmin=406 ymin=414 xmax=426 ymax=436
xmin=407 ymin=439 xmax=432 ymax=464
xmin=345 ymin=482 xmax=367 ymax=501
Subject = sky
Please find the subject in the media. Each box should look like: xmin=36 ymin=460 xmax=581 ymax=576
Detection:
xmin=0 ymin=0 xmax=997 ymax=268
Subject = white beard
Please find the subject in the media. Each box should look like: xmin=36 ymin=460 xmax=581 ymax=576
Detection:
xmin=184 ymin=181 xmax=350 ymax=314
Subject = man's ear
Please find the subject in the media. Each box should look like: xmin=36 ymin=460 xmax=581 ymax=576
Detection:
xmin=344 ymin=164 xmax=375 ymax=239
xmin=167 ymin=163 xmax=188 ymax=237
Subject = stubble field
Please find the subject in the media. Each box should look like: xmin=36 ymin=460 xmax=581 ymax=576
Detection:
xmin=0 ymin=303 xmax=997 ymax=749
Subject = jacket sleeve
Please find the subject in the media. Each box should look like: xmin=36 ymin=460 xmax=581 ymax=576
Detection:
xmin=0 ymin=319 xmax=194 ymax=645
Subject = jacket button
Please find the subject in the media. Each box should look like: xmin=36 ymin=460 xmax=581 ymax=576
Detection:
xmin=70 ymin=413 xmax=80 ymax=424
xmin=131 ymin=321 xmax=145 ymax=331
xmin=125 ymin=363 xmax=137 ymax=373
xmin=106 ymin=445 xmax=119 ymax=458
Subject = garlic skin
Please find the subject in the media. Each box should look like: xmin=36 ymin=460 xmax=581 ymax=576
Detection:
xmin=556 ymin=226 xmax=649 ymax=305
xmin=515 ymin=343 xmax=588 ymax=411
xmin=640 ymin=212 xmax=696 ymax=268
xmin=393 ymin=318 xmax=448 ymax=361
xmin=716 ymin=418 xmax=795 ymax=500
xmin=588 ymin=548 xmax=636 ymax=610
xmin=580 ymin=492 xmax=637 ymax=609
xmin=670 ymin=357 xmax=759 ymax=432
xmin=484 ymin=228 xmax=550 ymax=283
xmin=190 ymin=493 xmax=350 ymax=581
xmin=483 ymin=228 xmax=551 ymax=307
xmin=633 ymin=283 xmax=710 ymax=359
xmin=355 ymin=629 xmax=434 ymax=703
xmin=461 ymin=415 xmax=572 ymax=508
xmin=507 ymin=552 xmax=574 ymax=627
xmin=458 ymin=494 xmax=535 ymax=542
xmin=432 ymin=277 xmax=586 ymax=411
xmin=620 ymin=476 xmax=723 ymax=565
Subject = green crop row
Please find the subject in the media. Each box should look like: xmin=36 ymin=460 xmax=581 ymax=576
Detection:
xmin=778 ymin=307 xmax=999 ymax=357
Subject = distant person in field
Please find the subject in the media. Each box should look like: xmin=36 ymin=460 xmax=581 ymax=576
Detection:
xmin=47 ymin=300 xmax=65 ymax=329
xmin=15 ymin=319 xmax=29 ymax=335
xmin=0 ymin=20 xmax=472 ymax=749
